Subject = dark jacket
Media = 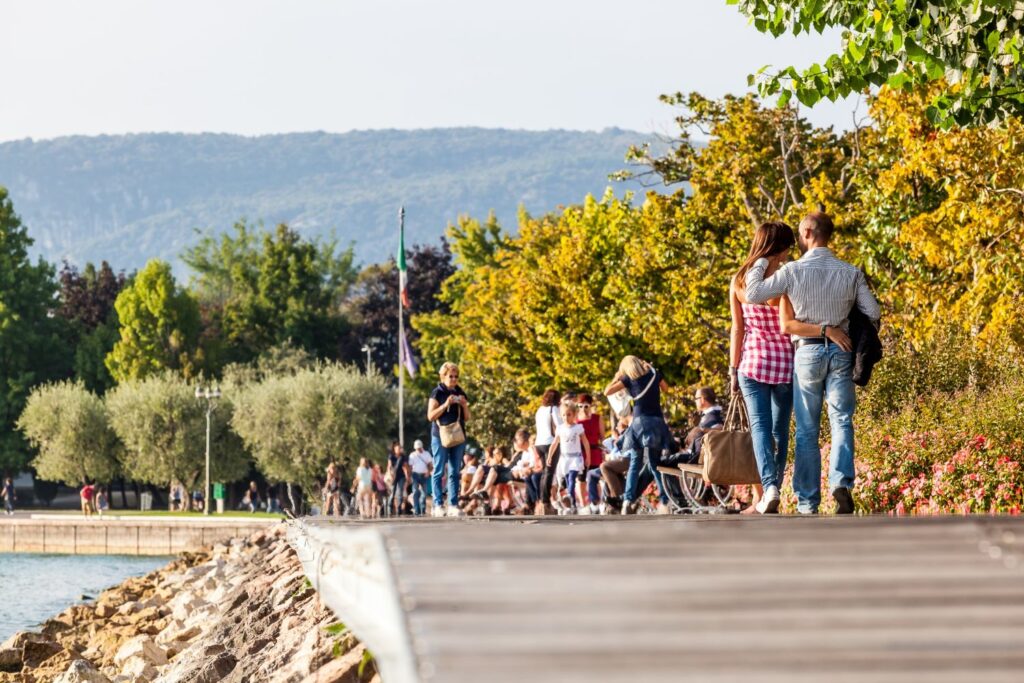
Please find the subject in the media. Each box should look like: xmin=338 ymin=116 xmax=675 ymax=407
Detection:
xmin=848 ymin=305 xmax=882 ymax=387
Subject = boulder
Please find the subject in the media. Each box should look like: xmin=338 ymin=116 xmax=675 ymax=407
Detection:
xmin=120 ymin=655 xmax=157 ymax=681
xmin=0 ymin=645 xmax=21 ymax=673
xmin=113 ymin=636 xmax=167 ymax=668
xmin=53 ymin=659 xmax=113 ymax=683
xmin=94 ymin=604 xmax=114 ymax=619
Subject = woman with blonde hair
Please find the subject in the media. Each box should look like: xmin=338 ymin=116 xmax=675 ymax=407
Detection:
xmin=427 ymin=362 xmax=471 ymax=517
xmin=604 ymin=355 xmax=672 ymax=514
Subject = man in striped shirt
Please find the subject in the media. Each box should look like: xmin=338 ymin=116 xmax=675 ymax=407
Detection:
xmin=745 ymin=212 xmax=880 ymax=515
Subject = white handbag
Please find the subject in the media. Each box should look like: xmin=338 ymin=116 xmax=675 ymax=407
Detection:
xmin=607 ymin=365 xmax=658 ymax=418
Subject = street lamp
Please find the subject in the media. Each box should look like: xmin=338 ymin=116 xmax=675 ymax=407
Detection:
xmin=194 ymin=385 xmax=221 ymax=515
xmin=361 ymin=344 xmax=372 ymax=374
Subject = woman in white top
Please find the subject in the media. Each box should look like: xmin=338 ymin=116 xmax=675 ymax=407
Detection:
xmin=533 ymin=389 xmax=562 ymax=514
xmin=353 ymin=458 xmax=375 ymax=518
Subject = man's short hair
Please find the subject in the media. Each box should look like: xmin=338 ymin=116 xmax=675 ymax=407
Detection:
xmin=802 ymin=211 xmax=834 ymax=242
xmin=697 ymin=387 xmax=716 ymax=404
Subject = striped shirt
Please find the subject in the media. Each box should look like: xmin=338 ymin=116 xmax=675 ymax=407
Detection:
xmin=739 ymin=303 xmax=792 ymax=384
xmin=745 ymin=248 xmax=880 ymax=335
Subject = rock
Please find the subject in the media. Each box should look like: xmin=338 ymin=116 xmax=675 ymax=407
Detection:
xmin=113 ymin=637 xmax=167 ymax=668
xmin=53 ymin=659 xmax=112 ymax=683
xmin=297 ymin=645 xmax=367 ymax=683
xmin=115 ymin=601 xmax=139 ymax=617
xmin=94 ymin=604 xmax=114 ymax=619
xmin=0 ymin=646 xmax=21 ymax=673
xmin=120 ymin=655 xmax=157 ymax=681
xmin=126 ymin=607 xmax=160 ymax=626
xmin=192 ymin=652 xmax=236 ymax=683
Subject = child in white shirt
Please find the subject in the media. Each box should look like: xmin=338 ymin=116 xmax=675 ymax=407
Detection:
xmin=549 ymin=402 xmax=591 ymax=513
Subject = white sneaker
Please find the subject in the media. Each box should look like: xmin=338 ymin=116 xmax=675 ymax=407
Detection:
xmin=431 ymin=506 xmax=446 ymax=518
xmin=577 ymin=505 xmax=591 ymax=516
xmin=756 ymin=485 xmax=781 ymax=514
xmin=589 ymin=504 xmax=600 ymax=515
xmin=446 ymin=506 xmax=464 ymax=518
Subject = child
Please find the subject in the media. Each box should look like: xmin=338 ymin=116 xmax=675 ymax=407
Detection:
xmin=96 ymin=486 xmax=109 ymax=517
xmin=485 ymin=445 xmax=514 ymax=515
xmin=549 ymin=402 xmax=591 ymax=514
xmin=511 ymin=430 xmax=543 ymax=509
xmin=354 ymin=458 xmax=375 ymax=518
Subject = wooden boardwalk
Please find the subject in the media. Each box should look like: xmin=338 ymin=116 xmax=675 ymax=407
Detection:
xmin=289 ymin=516 xmax=1024 ymax=683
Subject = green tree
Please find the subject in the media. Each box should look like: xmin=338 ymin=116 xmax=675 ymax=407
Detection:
xmin=0 ymin=187 xmax=71 ymax=473
xmin=105 ymin=372 xmax=249 ymax=488
xmin=732 ymin=0 xmax=1024 ymax=127
xmin=183 ymin=221 xmax=357 ymax=365
xmin=231 ymin=363 xmax=395 ymax=502
xmin=18 ymin=381 xmax=121 ymax=486
xmin=106 ymin=259 xmax=204 ymax=382
xmin=56 ymin=261 xmax=129 ymax=393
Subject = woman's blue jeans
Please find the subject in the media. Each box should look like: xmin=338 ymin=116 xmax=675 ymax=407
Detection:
xmin=622 ymin=415 xmax=671 ymax=504
xmin=430 ymin=437 xmax=466 ymax=507
xmin=737 ymin=374 xmax=793 ymax=491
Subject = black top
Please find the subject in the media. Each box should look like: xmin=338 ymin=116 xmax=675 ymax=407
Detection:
xmin=429 ymin=383 xmax=468 ymax=438
xmin=388 ymin=453 xmax=409 ymax=479
xmin=622 ymin=368 xmax=663 ymax=418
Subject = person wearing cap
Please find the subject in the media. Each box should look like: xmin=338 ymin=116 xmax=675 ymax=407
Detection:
xmin=409 ymin=438 xmax=433 ymax=516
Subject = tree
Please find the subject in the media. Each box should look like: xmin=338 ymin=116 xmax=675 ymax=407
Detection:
xmin=106 ymin=259 xmax=204 ymax=382
xmin=732 ymin=0 xmax=1024 ymax=127
xmin=105 ymin=372 xmax=249 ymax=488
xmin=56 ymin=261 xmax=129 ymax=393
xmin=344 ymin=240 xmax=456 ymax=374
xmin=18 ymin=381 xmax=121 ymax=486
xmin=183 ymin=221 xmax=357 ymax=366
xmin=0 ymin=187 xmax=71 ymax=473
xmin=231 ymin=363 xmax=395 ymax=502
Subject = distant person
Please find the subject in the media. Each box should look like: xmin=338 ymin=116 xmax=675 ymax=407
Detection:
xmin=745 ymin=211 xmax=881 ymax=514
xmin=323 ymin=463 xmax=343 ymax=516
xmin=95 ymin=486 xmax=110 ymax=517
xmin=604 ymin=356 xmax=672 ymax=515
xmin=387 ymin=441 xmax=410 ymax=516
xmin=80 ymin=482 xmax=95 ymax=517
xmin=576 ymin=394 xmax=605 ymax=514
xmin=427 ymin=362 xmax=471 ymax=518
xmin=510 ymin=430 xmax=543 ymax=509
xmin=534 ymin=389 xmax=562 ymax=515
xmin=409 ymin=439 xmax=432 ymax=516
xmin=548 ymin=401 xmax=591 ymax=514
xmin=371 ymin=463 xmax=388 ymax=515
xmin=730 ymin=221 xmax=795 ymax=514
xmin=241 ymin=481 xmax=262 ymax=513
xmin=170 ymin=481 xmax=183 ymax=512
xmin=265 ymin=487 xmax=283 ymax=514
xmin=2 ymin=477 xmax=16 ymax=515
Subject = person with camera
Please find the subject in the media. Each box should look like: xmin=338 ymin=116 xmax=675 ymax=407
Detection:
xmin=427 ymin=362 xmax=471 ymax=518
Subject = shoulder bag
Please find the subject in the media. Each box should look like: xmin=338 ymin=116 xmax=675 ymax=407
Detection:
xmin=701 ymin=393 xmax=760 ymax=485
xmin=607 ymin=365 xmax=658 ymax=418
xmin=437 ymin=389 xmax=467 ymax=448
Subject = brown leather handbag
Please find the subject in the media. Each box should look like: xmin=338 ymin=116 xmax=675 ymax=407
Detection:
xmin=701 ymin=395 xmax=760 ymax=485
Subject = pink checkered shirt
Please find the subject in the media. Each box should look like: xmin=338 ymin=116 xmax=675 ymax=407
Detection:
xmin=739 ymin=303 xmax=793 ymax=385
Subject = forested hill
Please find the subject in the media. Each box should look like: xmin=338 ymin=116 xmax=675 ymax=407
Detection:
xmin=0 ymin=128 xmax=653 ymax=270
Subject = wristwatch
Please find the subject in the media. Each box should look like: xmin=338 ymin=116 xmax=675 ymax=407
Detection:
xmin=820 ymin=324 xmax=828 ymax=338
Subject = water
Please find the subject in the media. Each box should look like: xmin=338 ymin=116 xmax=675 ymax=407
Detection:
xmin=0 ymin=554 xmax=170 ymax=641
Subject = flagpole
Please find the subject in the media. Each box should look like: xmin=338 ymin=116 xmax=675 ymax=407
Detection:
xmin=398 ymin=206 xmax=405 ymax=450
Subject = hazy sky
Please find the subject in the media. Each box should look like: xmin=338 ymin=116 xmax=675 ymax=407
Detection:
xmin=1 ymin=0 xmax=861 ymax=142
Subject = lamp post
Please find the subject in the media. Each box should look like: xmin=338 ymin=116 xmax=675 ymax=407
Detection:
xmin=361 ymin=344 xmax=372 ymax=374
xmin=194 ymin=385 xmax=221 ymax=515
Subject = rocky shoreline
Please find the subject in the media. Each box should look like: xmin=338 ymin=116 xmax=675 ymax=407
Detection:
xmin=0 ymin=523 xmax=376 ymax=683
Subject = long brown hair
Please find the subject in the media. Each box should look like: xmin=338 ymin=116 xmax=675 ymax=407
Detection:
xmin=735 ymin=221 xmax=796 ymax=283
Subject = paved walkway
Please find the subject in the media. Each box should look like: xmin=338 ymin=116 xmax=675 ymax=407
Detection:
xmin=290 ymin=515 xmax=1024 ymax=683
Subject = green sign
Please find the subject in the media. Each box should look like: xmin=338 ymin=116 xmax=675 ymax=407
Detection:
xmin=213 ymin=483 xmax=225 ymax=500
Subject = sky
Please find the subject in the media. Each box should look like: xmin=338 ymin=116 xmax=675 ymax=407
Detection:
xmin=1 ymin=0 xmax=862 ymax=142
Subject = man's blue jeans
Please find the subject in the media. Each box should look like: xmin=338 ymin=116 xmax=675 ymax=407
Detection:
xmin=738 ymin=374 xmax=793 ymax=491
xmin=793 ymin=343 xmax=856 ymax=512
xmin=430 ymin=437 xmax=466 ymax=507
xmin=411 ymin=472 xmax=429 ymax=515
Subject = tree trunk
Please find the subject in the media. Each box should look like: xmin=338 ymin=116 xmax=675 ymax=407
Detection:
xmin=286 ymin=482 xmax=298 ymax=515
xmin=118 ymin=477 xmax=128 ymax=509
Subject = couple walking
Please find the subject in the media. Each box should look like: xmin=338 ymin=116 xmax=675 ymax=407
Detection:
xmin=730 ymin=211 xmax=880 ymax=514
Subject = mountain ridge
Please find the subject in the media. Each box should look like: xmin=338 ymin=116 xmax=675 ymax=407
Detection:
xmin=0 ymin=128 xmax=658 ymax=271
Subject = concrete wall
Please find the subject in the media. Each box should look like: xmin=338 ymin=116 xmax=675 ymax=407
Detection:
xmin=0 ymin=519 xmax=277 ymax=555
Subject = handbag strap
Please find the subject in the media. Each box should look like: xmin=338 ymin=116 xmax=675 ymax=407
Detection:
xmin=632 ymin=365 xmax=658 ymax=402
xmin=723 ymin=394 xmax=750 ymax=432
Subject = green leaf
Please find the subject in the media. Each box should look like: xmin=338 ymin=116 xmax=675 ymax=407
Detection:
xmin=777 ymin=90 xmax=792 ymax=108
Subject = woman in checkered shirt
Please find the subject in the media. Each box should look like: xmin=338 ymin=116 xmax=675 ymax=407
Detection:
xmin=729 ymin=222 xmax=796 ymax=514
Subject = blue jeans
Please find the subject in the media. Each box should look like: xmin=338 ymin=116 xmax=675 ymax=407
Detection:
xmin=623 ymin=415 xmax=671 ymax=503
xmin=411 ymin=472 xmax=429 ymax=515
xmin=738 ymin=374 xmax=793 ymax=490
xmin=793 ymin=344 xmax=856 ymax=512
xmin=525 ymin=472 xmax=541 ymax=504
xmin=430 ymin=437 xmax=466 ymax=507
xmin=586 ymin=468 xmax=603 ymax=505
xmin=565 ymin=470 xmax=580 ymax=507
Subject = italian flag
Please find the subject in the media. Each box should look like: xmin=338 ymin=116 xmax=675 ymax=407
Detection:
xmin=397 ymin=220 xmax=410 ymax=308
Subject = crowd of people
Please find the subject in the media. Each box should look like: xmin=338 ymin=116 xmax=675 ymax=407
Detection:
xmin=323 ymin=210 xmax=881 ymax=518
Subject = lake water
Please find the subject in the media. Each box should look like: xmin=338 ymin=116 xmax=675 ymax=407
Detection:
xmin=0 ymin=553 xmax=170 ymax=641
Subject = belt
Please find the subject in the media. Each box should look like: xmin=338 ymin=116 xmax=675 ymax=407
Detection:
xmin=792 ymin=337 xmax=826 ymax=350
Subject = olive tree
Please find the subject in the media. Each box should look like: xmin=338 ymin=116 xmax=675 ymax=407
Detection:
xmin=232 ymin=363 xmax=395 ymax=507
xmin=18 ymin=381 xmax=121 ymax=486
xmin=105 ymin=372 xmax=250 ymax=490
